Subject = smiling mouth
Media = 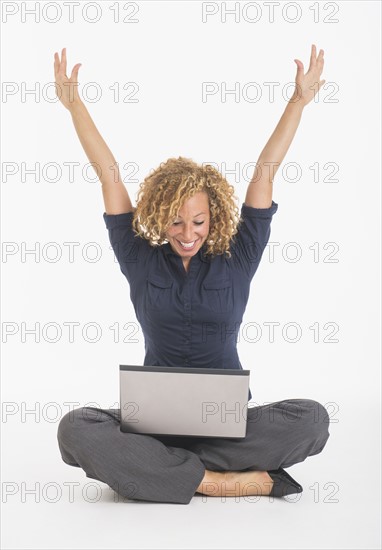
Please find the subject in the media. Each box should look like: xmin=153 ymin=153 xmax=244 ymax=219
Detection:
xmin=177 ymin=239 xmax=198 ymax=250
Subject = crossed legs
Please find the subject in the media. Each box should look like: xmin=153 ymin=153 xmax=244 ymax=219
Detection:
xmin=57 ymin=398 xmax=330 ymax=504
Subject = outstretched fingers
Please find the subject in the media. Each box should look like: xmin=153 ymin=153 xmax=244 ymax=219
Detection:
xmin=308 ymin=44 xmax=325 ymax=73
xmin=61 ymin=47 xmax=67 ymax=76
xmin=313 ymin=47 xmax=325 ymax=89
xmin=54 ymin=49 xmax=65 ymax=76
xmin=70 ymin=63 xmax=82 ymax=82
xmin=54 ymin=48 xmax=68 ymax=78
xmin=317 ymin=48 xmax=325 ymax=74
xmin=308 ymin=44 xmax=317 ymax=71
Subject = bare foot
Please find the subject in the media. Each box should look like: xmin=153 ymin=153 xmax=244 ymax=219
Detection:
xmin=196 ymin=469 xmax=274 ymax=497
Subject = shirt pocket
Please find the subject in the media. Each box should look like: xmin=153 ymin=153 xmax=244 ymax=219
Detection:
xmin=202 ymin=278 xmax=233 ymax=313
xmin=146 ymin=273 xmax=173 ymax=310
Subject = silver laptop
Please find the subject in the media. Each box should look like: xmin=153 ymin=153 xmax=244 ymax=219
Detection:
xmin=119 ymin=365 xmax=250 ymax=439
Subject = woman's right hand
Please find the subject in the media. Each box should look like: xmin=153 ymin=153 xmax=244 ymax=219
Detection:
xmin=54 ymin=47 xmax=82 ymax=111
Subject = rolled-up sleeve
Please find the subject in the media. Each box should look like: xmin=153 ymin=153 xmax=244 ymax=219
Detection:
xmin=103 ymin=211 xmax=150 ymax=282
xmin=230 ymin=201 xmax=278 ymax=280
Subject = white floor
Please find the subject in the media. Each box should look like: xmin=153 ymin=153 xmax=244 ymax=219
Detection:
xmin=1 ymin=401 xmax=381 ymax=550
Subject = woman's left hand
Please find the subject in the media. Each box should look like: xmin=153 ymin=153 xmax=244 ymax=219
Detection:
xmin=290 ymin=44 xmax=326 ymax=107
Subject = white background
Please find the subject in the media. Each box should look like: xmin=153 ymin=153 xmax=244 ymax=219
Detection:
xmin=1 ymin=1 xmax=381 ymax=549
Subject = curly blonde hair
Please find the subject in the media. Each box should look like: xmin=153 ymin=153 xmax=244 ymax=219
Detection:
xmin=131 ymin=156 xmax=242 ymax=258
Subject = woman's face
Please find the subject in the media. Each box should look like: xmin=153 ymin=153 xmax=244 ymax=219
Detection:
xmin=165 ymin=191 xmax=211 ymax=260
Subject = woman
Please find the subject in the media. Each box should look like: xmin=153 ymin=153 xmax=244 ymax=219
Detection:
xmin=54 ymin=45 xmax=330 ymax=505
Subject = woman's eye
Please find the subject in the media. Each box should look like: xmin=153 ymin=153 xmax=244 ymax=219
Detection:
xmin=173 ymin=221 xmax=204 ymax=226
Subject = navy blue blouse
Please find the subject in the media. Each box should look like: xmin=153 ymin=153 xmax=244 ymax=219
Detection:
xmin=103 ymin=200 xmax=278 ymax=401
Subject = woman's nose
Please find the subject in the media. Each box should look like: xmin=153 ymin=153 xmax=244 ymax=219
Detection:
xmin=181 ymin=226 xmax=194 ymax=240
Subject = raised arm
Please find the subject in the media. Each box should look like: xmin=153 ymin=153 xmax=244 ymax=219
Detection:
xmin=54 ymin=47 xmax=134 ymax=215
xmin=245 ymin=44 xmax=326 ymax=209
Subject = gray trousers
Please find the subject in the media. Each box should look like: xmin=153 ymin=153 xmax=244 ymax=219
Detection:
xmin=57 ymin=398 xmax=330 ymax=505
